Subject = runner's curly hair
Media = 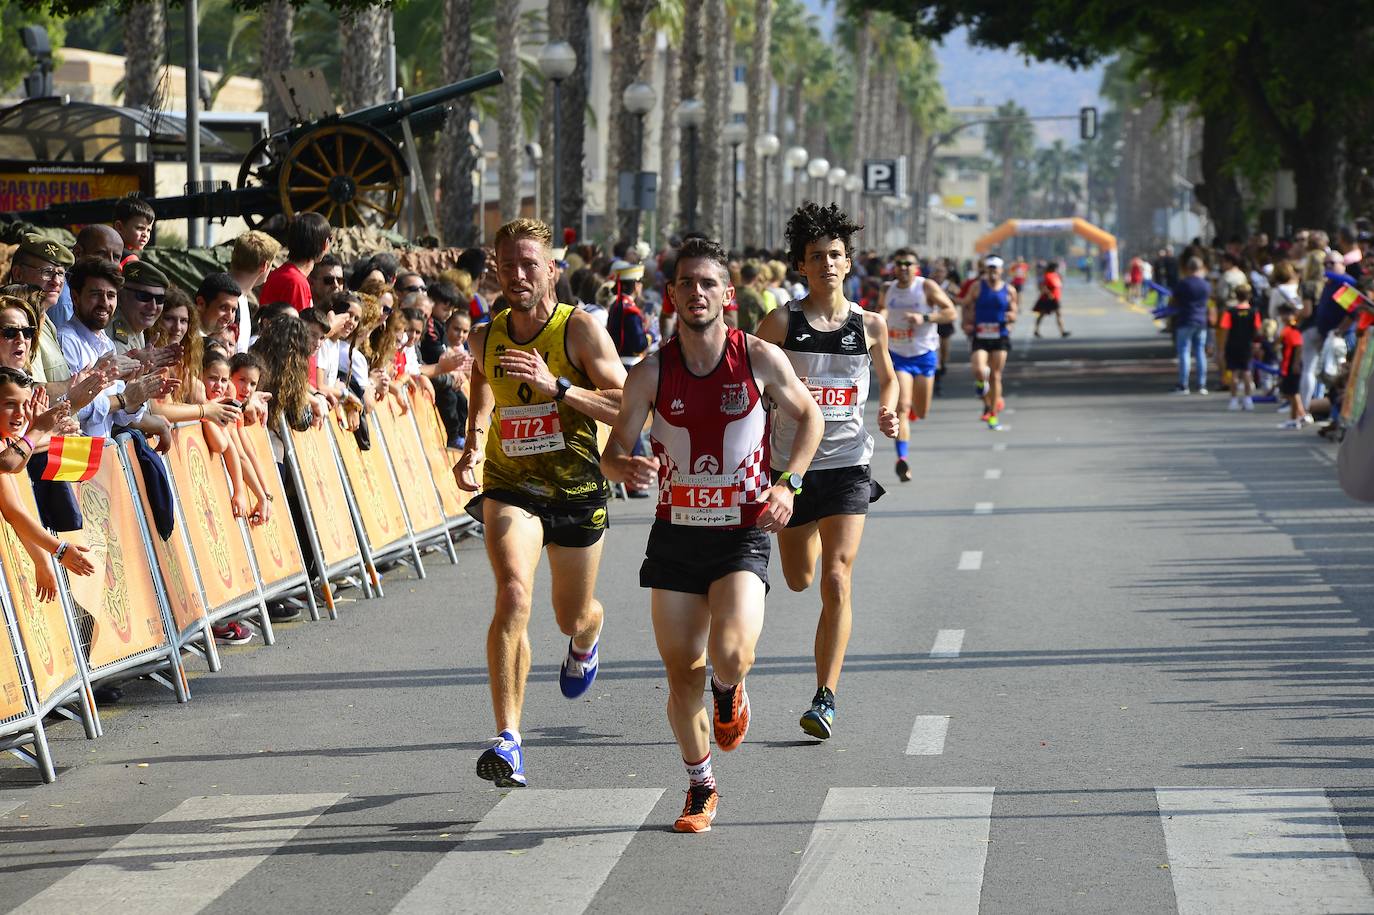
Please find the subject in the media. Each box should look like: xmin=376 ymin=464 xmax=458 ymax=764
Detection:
xmin=785 ymin=201 xmax=864 ymax=270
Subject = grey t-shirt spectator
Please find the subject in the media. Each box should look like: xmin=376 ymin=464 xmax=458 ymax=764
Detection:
xmin=1170 ymin=276 xmax=1211 ymax=326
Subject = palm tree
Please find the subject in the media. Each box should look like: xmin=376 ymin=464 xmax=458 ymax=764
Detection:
xmin=338 ymin=6 xmax=388 ymax=110
xmin=558 ymin=0 xmax=592 ymax=239
xmin=676 ymin=0 xmax=704 ymax=233
xmin=986 ymin=100 xmax=1033 ymax=224
xmin=259 ymin=0 xmax=294 ymax=129
xmin=848 ymin=10 xmax=871 ymax=168
xmin=440 ymin=0 xmax=479 ymax=245
xmin=123 ymin=0 xmax=165 ymax=109
xmin=494 ymin=0 xmax=523 ymax=222
xmin=743 ymin=0 xmax=772 ymax=247
xmin=697 ymin=0 xmax=726 ymax=240
xmin=604 ymin=0 xmax=657 ymax=241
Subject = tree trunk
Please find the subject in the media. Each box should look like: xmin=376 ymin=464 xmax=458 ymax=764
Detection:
xmin=123 ymin=0 xmax=166 ymax=109
xmin=556 ymin=0 xmax=592 ymax=241
xmin=700 ymin=0 xmax=726 ymax=243
xmin=539 ymin=0 xmax=564 ymax=226
xmin=495 ymin=0 xmax=523 ymax=223
xmin=850 ymin=12 xmax=871 ymax=165
xmin=440 ymin=0 xmax=479 ymax=246
xmin=676 ymin=1 xmax=705 ymax=233
xmin=744 ymin=0 xmax=772 ymax=248
xmin=1290 ymin=116 xmax=1343 ymax=232
xmin=338 ymin=6 xmax=389 ymax=111
xmin=608 ymin=0 xmax=655 ymax=242
xmin=259 ymin=0 xmax=294 ymax=130
xmin=657 ymin=44 xmax=680 ymax=245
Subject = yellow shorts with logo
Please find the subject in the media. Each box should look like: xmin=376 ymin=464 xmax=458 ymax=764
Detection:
xmin=466 ymin=488 xmax=608 ymax=548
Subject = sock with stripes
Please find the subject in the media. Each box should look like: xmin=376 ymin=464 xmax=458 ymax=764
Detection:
xmin=896 ymin=439 xmax=909 ymax=459
xmin=685 ymin=753 xmax=716 ymax=790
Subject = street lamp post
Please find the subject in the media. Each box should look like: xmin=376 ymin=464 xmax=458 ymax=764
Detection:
xmin=621 ymin=80 xmax=656 ymax=243
xmin=844 ymin=174 xmax=863 ymax=222
xmin=537 ymin=41 xmax=577 ymax=238
xmin=676 ymin=99 xmax=706 ymax=232
xmin=754 ymin=132 xmax=780 ymax=249
xmin=723 ymin=121 xmax=748 ymax=251
xmin=826 ymin=167 xmax=847 ymax=210
xmin=785 ymin=145 xmax=808 ymax=217
xmin=806 ymin=156 xmax=829 ymax=205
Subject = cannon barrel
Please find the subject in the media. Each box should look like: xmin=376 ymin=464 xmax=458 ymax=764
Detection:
xmin=342 ymin=69 xmax=504 ymax=133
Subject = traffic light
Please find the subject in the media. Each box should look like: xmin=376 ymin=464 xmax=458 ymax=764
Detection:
xmin=1080 ymin=106 xmax=1098 ymax=141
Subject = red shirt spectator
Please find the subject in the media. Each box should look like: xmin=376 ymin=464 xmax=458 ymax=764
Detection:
xmin=1043 ymin=269 xmax=1063 ymax=301
xmin=260 ymin=262 xmax=312 ymax=312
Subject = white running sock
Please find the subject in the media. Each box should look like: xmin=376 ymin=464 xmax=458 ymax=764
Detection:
xmin=685 ymin=753 xmax=716 ymax=790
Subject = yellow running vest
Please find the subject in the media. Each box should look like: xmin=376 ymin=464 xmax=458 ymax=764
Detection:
xmin=481 ymin=303 xmax=608 ymax=504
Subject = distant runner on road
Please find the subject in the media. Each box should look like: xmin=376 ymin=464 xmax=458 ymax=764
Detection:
xmin=959 ymin=255 xmax=1018 ymax=430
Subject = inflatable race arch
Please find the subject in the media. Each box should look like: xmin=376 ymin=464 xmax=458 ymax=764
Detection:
xmin=974 ymin=217 xmax=1119 ymax=280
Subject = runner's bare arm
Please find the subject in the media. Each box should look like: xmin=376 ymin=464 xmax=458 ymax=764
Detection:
xmin=1006 ymin=286 xmax=1019 ymax=323
xmin=752 ymin=305 xmax=789 ymax=346
xmin=863 ymin=311 xmax=901 ymax=440
xmin=600 ymin=356 xmax=660 ymax=490
xmin=924 ymin=279 xmax=958 ymax=323
xmin=496 ymin=310 xmax=626 ymax=424
xmin=455 ymin=324 xmax=494 ymax=492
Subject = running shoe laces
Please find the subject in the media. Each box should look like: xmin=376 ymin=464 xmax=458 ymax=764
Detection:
xmin=674 ymin=785 xmax=720 ymax=833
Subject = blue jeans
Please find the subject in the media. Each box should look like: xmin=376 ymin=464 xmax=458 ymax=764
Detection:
xmin=1176 ymin=324 xmax=1207 ymax=390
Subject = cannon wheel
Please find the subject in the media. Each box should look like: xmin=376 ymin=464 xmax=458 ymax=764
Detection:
xmin=278 ymin=124 xmax=406 ymax=230
xmin=235 ymin=134 xmax=277 ymax=229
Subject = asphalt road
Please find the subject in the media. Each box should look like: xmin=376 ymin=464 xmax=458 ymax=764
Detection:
xmin=3 ymin=277 xmax=1373 ymax=914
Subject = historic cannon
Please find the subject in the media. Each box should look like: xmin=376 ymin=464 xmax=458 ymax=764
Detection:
xmin=4 ymin=69 xmax=503 ymax=232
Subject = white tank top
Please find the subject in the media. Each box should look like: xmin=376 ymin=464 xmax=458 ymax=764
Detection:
xmin=884 ymin=281 xmax=939 ymax=357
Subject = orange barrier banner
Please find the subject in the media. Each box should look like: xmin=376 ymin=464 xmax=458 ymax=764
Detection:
xmin=121 ymin=439 xmax=207 ymax=637
xmin=288 ymin=423 xmax=363 ymax=568
xmin=411 ymin=389 xmax=470 ymax=519
xmin=69 ymin=447 xmax=169 ymax=670
xmin=162 ymin=424 xmax=258 ymax=613
xmin=0 ymin=615 xmax=26 ymax=720
xmin=0 ymin=476 xmax=80 ymax=705
xmin=238 ymin=423 xmax=307 ymax=588
xmin=375 ymin=397 xmax=445 ymax=534
xmin=332 ymin=417 xmax=410 ymax=553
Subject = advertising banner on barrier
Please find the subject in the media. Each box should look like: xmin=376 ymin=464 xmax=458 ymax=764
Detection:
xmin=238 ymin=424 xmax=306 ymax=589
xmin=410 ymin=390 xmax=469 ymax=519
xmin=0 ymin=477 xmax=81 ymax=705
xmin=0 ymin=617 xmax=26 ymax=721
xmin=375 ymin=398 xmax=446 ymax=534
xmin=288 ymin=423 xmax=364 ymax=568
xmin=120 ymin=440 xmax=207 ymax=637
xmin=332 ymin=418 xmax=411 ymax=553
xmin=69 ymin=449 xmax=169 ymax=670
xmin=163 ymin=425 xmax=258 ymax=613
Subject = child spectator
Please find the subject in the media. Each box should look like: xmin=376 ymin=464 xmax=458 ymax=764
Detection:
xmin=1220 ymin=284 xmax=1261 ymax=411
xmin=1276 ymin=302 xmax=1311 ymax=429
xmin=200 ymin=350 xmax=270 ymax=530
xmin=113 ymin=196 xmax=155 ymax=258
xmin=230 ymin=352 xmax=268 ymax=427
xmin=261 ymin=213 xmax=331 ymax=312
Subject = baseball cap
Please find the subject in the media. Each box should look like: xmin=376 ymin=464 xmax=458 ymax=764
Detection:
xmin=983 ymin=255 xmax=1004 ymax=269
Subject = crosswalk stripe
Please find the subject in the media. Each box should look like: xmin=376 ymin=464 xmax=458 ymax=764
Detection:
xmin=984 ymin=468 xmax=1002 ymax=480
xmin=781 ymin=787 xmax=993 ymax=913
xmin=973 ymin=502 xmax=994 ymax=515
xmin=905 ymin=715 xmax=951 ymax=755
xmin=10 ymin=793 xmax=345 ymax=915
xmin=1157 ymin=787 xmax=1374 ymax=914
xmin=930 ymin=629 xmax=965 ymax=658
xmin=992 ymin=442 xmax=1007 ymax=451
xmin=391 ymin=788 xmax=663 ymax=914
xmin=957 ymin=550 xmax=983 ymax=571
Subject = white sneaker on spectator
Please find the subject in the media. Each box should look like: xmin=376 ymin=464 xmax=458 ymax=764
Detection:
xmin=1303 ymin=413 xmax=1315 ymax=425
xmin=1171 ymin=387 xmax=1191 ymax=396
xmin=1228 ymin=397 xmax=1241 ymax=411
xmin=1197 ymin=387 xmax=1210 ymax=396
xmin=1242 ymin=397 xmax=1255 ymax=411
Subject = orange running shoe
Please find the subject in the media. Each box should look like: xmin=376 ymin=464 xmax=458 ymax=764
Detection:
xmin=674 ymin=785 xmax=719 ymax=833
xmin=712 ymin=680 xmax=750 ymax=751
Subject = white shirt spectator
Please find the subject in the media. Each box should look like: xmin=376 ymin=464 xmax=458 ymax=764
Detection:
xmin=57 ymin=318 xmax=146 ymax=437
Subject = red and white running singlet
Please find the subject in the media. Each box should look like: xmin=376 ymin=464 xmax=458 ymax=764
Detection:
xmin=651 ymin=328 xmax=770 ymax=529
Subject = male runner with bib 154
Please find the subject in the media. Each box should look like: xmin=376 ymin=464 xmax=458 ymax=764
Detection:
xmin=603 ymin=236 xmax=823 ymax=833
xmin=455 ymin=218 xmax=628 ymax=788
xmin=755 ymin=202 xmax=899 ymax=739
xmin=877 ymin=246 xmax=958 ymax=481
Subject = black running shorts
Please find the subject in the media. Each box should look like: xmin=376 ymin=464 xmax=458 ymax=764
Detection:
xmin=772 ymin=465 xmax=884 ymax=528
xmin=971 ymin=336 xmax=1012 ymax=353
xmin=639 ymin=519 xmax=770 ymax=594
xmin=467 ymin=489 xmax=608 ymax=548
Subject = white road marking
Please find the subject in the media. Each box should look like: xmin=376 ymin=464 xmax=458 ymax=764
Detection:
xmin=973 ymin=502 xmax=994 ymax=515
xmin=10 ymin=793 xmax=346 ymax=915
xmin=1310 ymin=447 xmax=1336 ymax=466
xmin=781 ymin=787 xmax=993 ymax=914
xmin=392 ymin=788 xmax=664 ymax=914
xmin=905 ymin=716 xmax=951 ymax=755
xmin=984 ymin=468 xmax=1003 ymax=480
xmin=0 ymin=800 xmax=21 ymax=819
xmin=1157 ymin=787 xmax=1374 ymax=914
xmin=930 ymin=629 xmax=965 ymax=658
xmin=957 ymin=551 xmax=983 ymax=571
xmin=992 ymin=442 xmax=1007 ymax=452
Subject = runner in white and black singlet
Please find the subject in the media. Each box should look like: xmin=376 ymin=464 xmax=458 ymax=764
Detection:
xmin=603 ymin=236 xmax=823 ymax=833
xmin=877 ymin=247 xmax=958 ymax=481
xmin=756 ymin=202 xmax=900 ymax=740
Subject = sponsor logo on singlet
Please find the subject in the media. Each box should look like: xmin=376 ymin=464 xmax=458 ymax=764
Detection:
xmin=721 ymin=383 xmax=749 ymax=415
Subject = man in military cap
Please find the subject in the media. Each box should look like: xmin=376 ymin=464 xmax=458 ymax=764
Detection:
xmin=8 ymin=232 xmax=75 ymax=388
xmin=605 ymin=259 xmax=649 ymax=368
xmin=110 ymin=259 xmax=168 ymax=355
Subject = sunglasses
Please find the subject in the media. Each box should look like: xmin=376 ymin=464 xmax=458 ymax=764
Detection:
xmin=319 ymin=275 xmax=346 ymax=287
xmin=130 ymin=289 xmax=166 ymax=305
xmin=0 ymin=326 xmax=36 ymax=341
xmin=894 ymin=260 xmax=917 ymax=267
xmin=398 ymin=284 xmax=427 ymax=294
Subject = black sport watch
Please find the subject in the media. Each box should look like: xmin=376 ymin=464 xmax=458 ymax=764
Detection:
xmin=781 ymin=472 xmax=804 ymax=494
xmin=554 ymin=376 xmax=572 ymax=401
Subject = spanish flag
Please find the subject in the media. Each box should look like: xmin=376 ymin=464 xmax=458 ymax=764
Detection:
xmin=1333 ymin=282 xmax=1367 ymax=312
xmin=41 ymin=436 xmax=104 ymax=482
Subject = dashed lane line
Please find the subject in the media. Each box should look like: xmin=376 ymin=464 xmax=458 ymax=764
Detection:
xmin=957 ymin=551 xmax=983 ymax=571
xmin=930 ymin=630 xmax=965 ymax=658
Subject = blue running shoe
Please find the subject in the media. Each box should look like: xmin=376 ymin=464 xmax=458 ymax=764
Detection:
xmin=559 ymin=638 xmax=599 ymax=698
xmin=800 ymin=687 xmax=835 ymax=739
xmin=476 ymin=730 xmax=527 ymax=787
